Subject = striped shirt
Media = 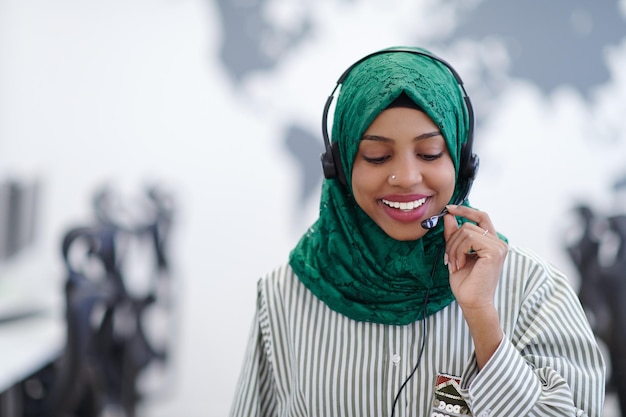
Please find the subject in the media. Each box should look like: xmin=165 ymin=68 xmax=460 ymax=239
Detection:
xmin=230 ymin=246 xmax=605 ymax=417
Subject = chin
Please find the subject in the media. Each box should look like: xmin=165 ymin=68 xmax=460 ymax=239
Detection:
xmin=384 ymin=229 xmax=427 ymax=242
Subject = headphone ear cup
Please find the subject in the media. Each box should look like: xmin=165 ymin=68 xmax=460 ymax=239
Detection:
xmin=320 ymin=141 xmax=347 ymax=186
xmin=453 ymin=143 xmax=479 ymax=206
xmin=321 ymin=148 xmax=337 ymax=179
xmin=464 ymin=153 xmax=479 ymax=182
xmin=331 ymin=141 xmax=347 ymax=186
xmin=459 ymin=142 xmax=479 ymax=182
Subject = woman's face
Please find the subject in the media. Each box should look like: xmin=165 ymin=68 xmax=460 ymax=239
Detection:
xmin=351 ymin=107 xmax=456 ymax=241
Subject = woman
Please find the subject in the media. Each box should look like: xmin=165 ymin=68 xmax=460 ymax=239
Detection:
xmin=229 ymin=47 xmax=605 ymax=417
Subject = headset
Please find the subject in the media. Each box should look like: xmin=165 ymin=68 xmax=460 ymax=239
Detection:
xmin=319 ymin=48 xmax=480 ymax=228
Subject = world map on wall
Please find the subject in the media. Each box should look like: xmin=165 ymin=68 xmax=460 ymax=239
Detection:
xmin=212 ymin=0 xmax=626 ymax=207
xmin=217 ymin=0 xmax=625 ymax=95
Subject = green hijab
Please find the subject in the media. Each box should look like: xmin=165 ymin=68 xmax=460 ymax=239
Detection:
xmin=289 ymin=47 xmax=476 ymax=325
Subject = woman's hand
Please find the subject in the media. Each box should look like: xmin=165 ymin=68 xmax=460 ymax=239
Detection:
xmin=442 ymin=204 xmax=508 ymax=368
xmin=442 ymin=204 xmax=508 ymax=311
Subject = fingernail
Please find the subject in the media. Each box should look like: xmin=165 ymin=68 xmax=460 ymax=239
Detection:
xmin=446 ymin=204 xmax=458 ymax=210
xmin=443 ymin=253 xmax=449 ymax=266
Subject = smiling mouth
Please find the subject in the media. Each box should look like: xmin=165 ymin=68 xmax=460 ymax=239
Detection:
xmin=381 ymin=197 xmax=427 ymax=211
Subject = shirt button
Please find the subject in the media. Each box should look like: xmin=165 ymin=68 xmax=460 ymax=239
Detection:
xmin=478 ymin=410 xmax=490 ymax=417
xmin=391 ymin=354 xmax=401 ymax=364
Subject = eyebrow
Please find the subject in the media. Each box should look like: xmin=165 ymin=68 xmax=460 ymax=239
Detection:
xmin=361 ymin=131 xmax=441 ymax=142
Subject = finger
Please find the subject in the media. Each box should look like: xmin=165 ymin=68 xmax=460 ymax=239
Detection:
xmin=446 ymin=205 xmax=496 ymax=237
xmin=442 ymin=213 xmax=459 ymax=271
xmin=445 ymin=222 xmax=495 ymax=272
xmin=447 ymin=228 xmax=475 ymax=271
xmin=443 ymin=211 xmax=459 ymax=242
xmin=443 ymin=213 xmax=473 ymax=272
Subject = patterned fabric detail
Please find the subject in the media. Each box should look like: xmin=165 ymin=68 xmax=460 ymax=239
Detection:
xmin=431 ymin=374 xmax=472 ymax=417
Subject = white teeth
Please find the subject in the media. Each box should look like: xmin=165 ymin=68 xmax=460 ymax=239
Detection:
xmin=382 ymin=198 xmax=426 ymax=210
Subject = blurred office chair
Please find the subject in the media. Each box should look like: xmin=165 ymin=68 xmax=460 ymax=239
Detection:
xmin=566 ymin=204 xmax=626 ymax=416
xmin=42 ymin=185 xmax=176 ymax=417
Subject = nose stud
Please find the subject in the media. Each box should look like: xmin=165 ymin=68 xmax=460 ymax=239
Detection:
xmin=390 ymin=174 xmax=396 ymax=181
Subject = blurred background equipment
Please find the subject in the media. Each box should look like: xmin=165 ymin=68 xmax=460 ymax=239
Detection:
xmin=0 ymin=177 xmax=45 ymax=324
xmin=20 ymin=184 xmax=177 ymax=417
xmin=566 ymin=179 xmax=626 ymax=417
xmin=0 ymin=178 xmax=40 ymax=262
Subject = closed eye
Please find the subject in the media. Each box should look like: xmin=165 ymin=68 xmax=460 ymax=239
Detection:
xmin=418 ymin=152 xmax=444 ymax=162
xmin=362 ymin=155 xmax=391 ymax=164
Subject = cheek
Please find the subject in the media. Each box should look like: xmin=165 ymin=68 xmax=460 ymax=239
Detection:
xmin=351 ymin=163 xmax=381 ymax=204
xmin=419 ymin=156 xmax=456 ymax=198
xmin=350 ymin=168 xmax=367 ymax=199
xmin=437 ymin=161 xmax=457 ymax=197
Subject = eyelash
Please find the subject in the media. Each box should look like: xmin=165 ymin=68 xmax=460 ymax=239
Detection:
xmin=363 ymin=156 xmax=390 ymax=164
xmin=363 ymin=152 xmax=443 ymax=164
xmin=419 ymin=152 xmax=444 ymax=161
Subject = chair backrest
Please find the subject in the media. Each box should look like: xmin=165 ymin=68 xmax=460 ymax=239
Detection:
xmin=45 ymin=185 xmax=176 ymax=417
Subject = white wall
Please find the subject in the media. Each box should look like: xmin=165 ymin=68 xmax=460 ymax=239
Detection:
xmin=2 ymin=1 xmax=625 ymax=416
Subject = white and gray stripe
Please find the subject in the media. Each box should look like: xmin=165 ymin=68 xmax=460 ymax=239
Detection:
xmin=230 ymin=246 xmax=605 ymax=417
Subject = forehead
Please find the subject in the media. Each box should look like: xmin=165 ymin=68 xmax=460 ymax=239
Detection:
xmin=364 ymin=107 xmax=439 ymax=135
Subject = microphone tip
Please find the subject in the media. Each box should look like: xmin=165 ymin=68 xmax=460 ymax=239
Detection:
xmin=420 ymin=208 xmax=449 ymax=230
xmin=421 ymin=216 xmax=439 ymax=230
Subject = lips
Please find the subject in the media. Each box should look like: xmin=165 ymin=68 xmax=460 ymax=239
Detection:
xmin=381 ymin=197 xmax=427 ymax=211
xmin=380 ymin=195 xmax=430 ymax=223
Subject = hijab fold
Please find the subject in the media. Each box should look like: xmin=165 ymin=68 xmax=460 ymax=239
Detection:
xmin=289 ymin=47 xmax=480 ymax=325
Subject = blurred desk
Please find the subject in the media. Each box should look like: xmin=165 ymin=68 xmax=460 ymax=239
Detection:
xmin=0 ymin=312 xmax=64 ymax=416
